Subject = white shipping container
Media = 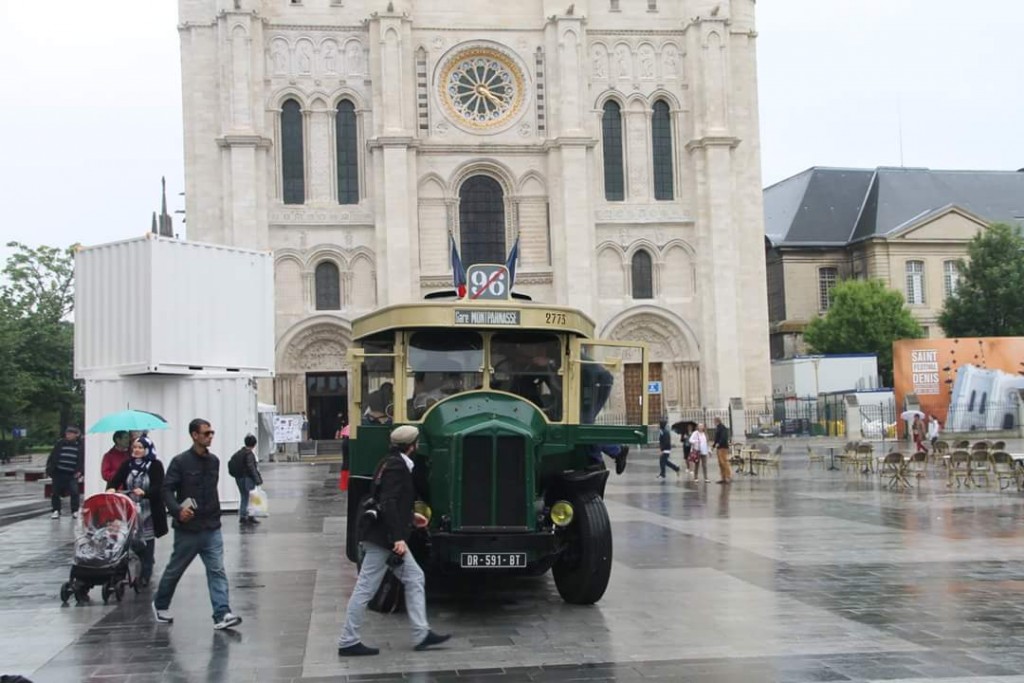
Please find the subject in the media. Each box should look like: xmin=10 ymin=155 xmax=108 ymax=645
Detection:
xmin=75 ymin=234 xmax=274 ymax=378
xmin=84 ymin=375 xmax=259 ymax=510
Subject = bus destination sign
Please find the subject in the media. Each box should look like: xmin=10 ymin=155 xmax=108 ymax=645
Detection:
xmin=454 ymin=309 xmax=521 ymax=326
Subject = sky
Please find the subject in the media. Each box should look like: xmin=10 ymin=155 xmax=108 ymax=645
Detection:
xmin=1 ymin=0 xmax=1022 ymax=251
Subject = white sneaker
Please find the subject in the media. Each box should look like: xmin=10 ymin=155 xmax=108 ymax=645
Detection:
xmin=72 ymin=511 xmax=79 ymax=519
xmin=213 ymin=612 xmax=242 ymax=630
xmin=152 ymin=603 xmax=173 ymax=623
xmin=50 ymin=511 xmax=60 ymax=519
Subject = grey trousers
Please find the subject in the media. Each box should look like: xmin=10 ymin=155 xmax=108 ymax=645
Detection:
xmin=338 ymin=542 xmax=430 ymax=648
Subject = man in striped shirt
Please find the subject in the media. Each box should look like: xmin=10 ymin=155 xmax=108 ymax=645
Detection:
xmin=46 ymin=426 xmax=84 ymax=519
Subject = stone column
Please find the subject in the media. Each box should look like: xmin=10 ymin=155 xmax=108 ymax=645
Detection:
xmin=367 ymin=11 xmax=418 ymax=305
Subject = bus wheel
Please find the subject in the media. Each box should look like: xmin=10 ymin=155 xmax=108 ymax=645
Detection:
xmin=552 ymin=491 xmax=612 ymax=605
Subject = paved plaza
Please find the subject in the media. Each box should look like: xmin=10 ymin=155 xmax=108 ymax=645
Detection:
xmin=4 ymin=442 xmax=1024 ymax=682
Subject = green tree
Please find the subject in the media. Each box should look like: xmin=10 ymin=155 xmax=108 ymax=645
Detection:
xmin=939 ymin=222 xmax=1024 ymax=337
xmin=803 ymin=278 xmax=924 ymax=386
xmin=0 ymin=242 xmax=81 ymax=444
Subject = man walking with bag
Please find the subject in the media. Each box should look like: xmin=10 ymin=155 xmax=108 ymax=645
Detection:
xmin=153 ymin=418 xmax=242 ymax=631
xmin=47 ymin=426 xmax=84 ymax=519
xmin=337 ymin=425 xmax=450 ymax=656
xmin=712 ymin=417 xmax=732 ymax=484
xmin=229 ymin=434 xmax=263 ymax=525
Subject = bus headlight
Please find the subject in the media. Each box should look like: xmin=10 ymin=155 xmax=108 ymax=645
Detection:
xmin=550 ymin=501 xmax=574 ymax=527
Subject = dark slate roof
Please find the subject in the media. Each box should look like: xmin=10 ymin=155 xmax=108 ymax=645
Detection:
xmin=764 ymin=166 xmax=1024 ymax=247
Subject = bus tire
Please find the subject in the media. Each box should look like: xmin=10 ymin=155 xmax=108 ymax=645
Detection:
xmin=552 ymin=491 xmax=612 ymax=605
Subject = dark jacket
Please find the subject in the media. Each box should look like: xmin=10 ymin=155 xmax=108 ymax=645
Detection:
xmin=230 ymin=447 xmax=263 ymax=486
xmin=713 ymin=423 xmax=730 ymax=449
xmin=162 ymin=447 xmax=222 ymax=532
xmin=363 ymin=453 xmax=417 ymax=550
xmin=107 ymin=459 xmax=168 ymax=538
xmin=659 ymin=427 xmax=672 ymax=451
xmin=46 ymin=439 xmax=84 ymax=477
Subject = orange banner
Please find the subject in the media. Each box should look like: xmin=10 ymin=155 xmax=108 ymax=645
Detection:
xmin=892 ymin=337 xmax=1024 ymax=434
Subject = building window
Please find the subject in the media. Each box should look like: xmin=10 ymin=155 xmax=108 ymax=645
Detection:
xmin=818 ymin=267 xmax=838 ymax=311
xmin=315 ymin=261 xmax=340 ymax=310
xmin=602 ymin=101 xmax=625 ymax=201
xmin=647 ymin=0 xmax=657 ymax=9
xmin=631 ymin=250 xmax=653 ymax=299
xmin=943 ymin=260 xmax=961 ymax=298
xmin=905 ymin=260 xmax=925 ymax=305
xmin=281 ymin=99 xmax=305 ymax=204
xmin=651 ymin=100 xmax=674 ymax=200
xmin=459 ymin=175 xmax=506 ymax=266
xmin=336 ymin=100 xmax=359 ymax=205
xmin=610 ymin=0 xmax=619 ymax=9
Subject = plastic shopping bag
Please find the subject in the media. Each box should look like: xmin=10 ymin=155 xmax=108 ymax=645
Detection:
xmin=247 ymin=486 xmax=270 ymax=518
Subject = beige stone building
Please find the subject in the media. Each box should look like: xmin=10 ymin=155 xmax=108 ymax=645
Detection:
xmin=764 ymin=166 xmax=1024 ymax=359
xmin=177 ymin=0 xmax=771 ymax=437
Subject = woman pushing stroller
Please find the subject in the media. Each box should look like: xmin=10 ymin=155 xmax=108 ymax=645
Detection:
xmin=106 ymin=436 xmax=167 ymax=586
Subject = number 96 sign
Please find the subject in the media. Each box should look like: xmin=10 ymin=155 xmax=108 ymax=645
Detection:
xmin=466 ymin=264 xmax=510 ymax=300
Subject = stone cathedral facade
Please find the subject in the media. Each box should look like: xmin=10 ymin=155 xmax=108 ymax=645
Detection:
xmin=178 ymin=0 xmax=771 ymax=437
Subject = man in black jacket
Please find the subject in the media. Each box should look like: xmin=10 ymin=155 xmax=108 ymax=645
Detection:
xmin=46 ymin=426 xmax=84 ymax=519
xmin=337 ymin=425 xmax=450 ymax=656
xmin=152 ymin=418 xmax=242 ymax=631
xmin=230 ymin=434 xmax=263 ymax=525
xmin=712 ymin=417 xmax=732 ymax=484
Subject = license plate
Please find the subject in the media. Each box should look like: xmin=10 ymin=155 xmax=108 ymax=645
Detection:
xmin=460 ymin=552 xmax=527 ymax=569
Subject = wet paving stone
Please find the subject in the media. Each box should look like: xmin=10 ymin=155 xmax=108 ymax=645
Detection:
xmin=5 ymin=443 xmax=1024 ymax=681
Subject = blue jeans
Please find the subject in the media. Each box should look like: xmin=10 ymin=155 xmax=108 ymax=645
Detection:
xmin=588 ymin=444 xmax=621 ymax=464
xmin=236 ymin=477 xmax=254 ymax=520
xmin=659 ymin=451 xmax=680 ymax=477
xmin=154 ymin=528 xmax=231 ymax=622
xmin=338 ymin=542 xmax=430 ymax=648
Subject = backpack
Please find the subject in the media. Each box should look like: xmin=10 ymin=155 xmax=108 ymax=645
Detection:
xmin=228 ymin=449 xmax=246 ymax=478
xmin=356 ymin=455 xmax=397 ymax=541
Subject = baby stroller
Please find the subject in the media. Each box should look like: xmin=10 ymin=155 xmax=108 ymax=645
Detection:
xmin=59 ymin=492 xmax=143 ymax=605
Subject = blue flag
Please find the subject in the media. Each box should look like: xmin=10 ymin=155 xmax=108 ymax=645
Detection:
xmin=450 ymin=233 xmax=467 ymax=297
xmin=504 ymin=235 xmax=520 ymax=288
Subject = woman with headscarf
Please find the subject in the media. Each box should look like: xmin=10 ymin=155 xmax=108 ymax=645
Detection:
xmin=106 ymin=437 xmax=168 ymax=587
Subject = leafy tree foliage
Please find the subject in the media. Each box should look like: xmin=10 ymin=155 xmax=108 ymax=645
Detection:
xmin=0 ymin=242 xmax=81 ymax=445
xmin=803 ymin=278 xmax=924 ymax=386
xmin=940 ymin=223 xmax=1024 ymax=337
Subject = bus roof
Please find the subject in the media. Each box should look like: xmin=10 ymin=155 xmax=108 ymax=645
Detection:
xmin=352 ymin=300 xmax=596 ymax=340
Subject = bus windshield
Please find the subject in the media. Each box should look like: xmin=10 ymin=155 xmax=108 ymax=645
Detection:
xmin=406 ymin=330 xmax=483 ymax=420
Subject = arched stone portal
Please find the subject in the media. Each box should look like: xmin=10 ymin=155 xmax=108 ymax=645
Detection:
xmin=275 ymin=317 xmax=353 ymax=438
xmin=602 ymin=308 xmax=701 ymax=419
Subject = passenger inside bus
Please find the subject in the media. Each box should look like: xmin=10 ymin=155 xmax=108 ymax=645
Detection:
xmin=491 ymin=333 xmax=563 ymax=420
xmin=406 ymin=331 xmax=483 ymax=419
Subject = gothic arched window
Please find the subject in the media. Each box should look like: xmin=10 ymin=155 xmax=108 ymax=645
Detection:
xmin=602 ymin=101 xmax=625 ymax=201
xmin=315 ymin=261 xmax=341 ymax=310
xmin=281 ymin=99 xmax=305 ymax=204
xmin=336 ymin=100 xmax=359 ymax=205
xmin=459 ymin=175 xmax=506 ymax=266
xmin=631 ymin=250 xmax=653 ymax=299
xmin=651 ymin=100 xmax=674 ymax=200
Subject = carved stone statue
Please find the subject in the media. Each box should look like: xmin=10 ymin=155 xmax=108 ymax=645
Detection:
xmin=323 ymin=42 xmax=337 ymax=73
xmin=615 ymin=46 xmax=630 ymax=79
xmin=272 ymin=42 xmax=288 ymax=75
xmin=591 ymin=47 xmax=606 ymax=79
xmin=297 ymin=43 xmax=312 ymax=73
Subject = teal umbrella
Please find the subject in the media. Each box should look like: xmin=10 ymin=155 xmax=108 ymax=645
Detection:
xmin=88 ymin=410 xmax=169 ymax=434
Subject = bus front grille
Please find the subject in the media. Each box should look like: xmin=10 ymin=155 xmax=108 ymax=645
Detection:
xmin=459 ymin=434 xmax=528 ymax=529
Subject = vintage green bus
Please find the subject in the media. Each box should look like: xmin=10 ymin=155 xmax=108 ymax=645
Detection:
xmin=344 ymin=271 xmax=649 ymax=604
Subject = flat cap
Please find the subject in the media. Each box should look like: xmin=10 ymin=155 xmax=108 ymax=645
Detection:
xmin=390 ymin=425 xmax=420 ymax=445
xmin=65 ymin=425 xmax=81 ymax=434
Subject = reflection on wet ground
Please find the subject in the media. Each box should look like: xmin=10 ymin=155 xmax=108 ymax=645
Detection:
xmin=4 ymin=443 xmax=1024 ymax=682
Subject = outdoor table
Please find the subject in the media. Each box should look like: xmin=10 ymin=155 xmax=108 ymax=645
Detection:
xmin=744 ymin=448 xmax=760 ymax=476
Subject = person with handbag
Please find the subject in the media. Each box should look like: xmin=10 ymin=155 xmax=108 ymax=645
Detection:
xmin=337 ymin=425 xmax=450 ymax=656
xmin=228 ymin=435 xmax=263 ymax=525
